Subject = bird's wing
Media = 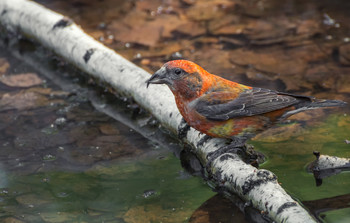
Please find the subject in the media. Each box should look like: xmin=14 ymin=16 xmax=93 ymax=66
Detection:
xmin=192 ymin=87 xmax=301 ymax=121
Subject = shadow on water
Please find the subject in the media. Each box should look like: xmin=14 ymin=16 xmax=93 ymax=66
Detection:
xmin=0 ymin=40 xmax=220 ymax=222
xmin=1 ymin=0 xmax=350 ymax=222
xmin=0 ymin=39 xmax=271 ymax=223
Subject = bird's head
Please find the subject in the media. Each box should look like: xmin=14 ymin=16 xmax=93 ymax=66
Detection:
xmin=146 ymin=60 xmax=208 ymax=98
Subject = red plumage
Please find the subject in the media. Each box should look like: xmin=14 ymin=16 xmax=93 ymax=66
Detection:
xmin=147 ymin=60 xmax=346 ymax=142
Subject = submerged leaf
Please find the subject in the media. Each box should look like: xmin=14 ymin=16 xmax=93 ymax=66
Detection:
xmin=0 ymin=73 xmax=43 ymax=88
xmin=0 ymin=90 xmax=49 ymax=111
xmin=0 ymin=58 xmax=10 ymax=74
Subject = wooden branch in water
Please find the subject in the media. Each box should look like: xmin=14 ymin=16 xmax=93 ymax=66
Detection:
xmin=0 ymin=0 xmax=317 ymax=222
xmin=308 ymin=151 xmax=350 ymax=186
xmin=312 ymin=152 xmax=350 ymax=169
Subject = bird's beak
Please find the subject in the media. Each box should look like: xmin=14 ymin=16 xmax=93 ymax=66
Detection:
xmin=146 ymin=67 xmax=171 ymax=88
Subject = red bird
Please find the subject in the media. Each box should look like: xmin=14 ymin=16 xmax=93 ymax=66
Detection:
xmin=146 ymin=60 xmax=346 ymax=146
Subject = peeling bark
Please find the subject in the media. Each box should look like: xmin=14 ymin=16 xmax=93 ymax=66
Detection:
xmin=0 ymin=0 xmax=317 ymax=222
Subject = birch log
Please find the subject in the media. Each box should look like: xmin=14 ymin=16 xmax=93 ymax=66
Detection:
xmin=313 ymin=154 xmax=350 ymax=170
xmin=0 ymin=0 xmax=317 ymax=222
xmin=309 ymin=152 xmax=350 ymax=186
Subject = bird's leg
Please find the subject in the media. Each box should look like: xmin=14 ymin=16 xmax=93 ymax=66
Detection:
xmin=178 ymin=117 xmax=191 ymax=140
xmin=230 ymin=136 xmax=248 ymax=148
xmin=205 ymin=135 xmax=265 ymax=173
xmin=205 ymin=137 xmax=247 ymax=173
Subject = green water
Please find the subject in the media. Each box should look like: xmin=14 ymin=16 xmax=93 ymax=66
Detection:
xmin=0 ymin=154 xmax=215 ymax=222
xmin=1 ymin=114 xmax=348 ymax=222
xmin=0 ymin=40 xmax=349 ymax=222
xmin=254 ymin=113 xmax=350 ymax=220
xmin=0 ymin=43 xmax=216 ymax=223
xmin=324 ymin=208 xmax=350 ymax=223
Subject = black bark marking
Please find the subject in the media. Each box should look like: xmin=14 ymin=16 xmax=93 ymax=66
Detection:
xmin=242 ymin=179 xmax=264 ymax=195
xmin=257 ymin=169 xmax=274 ymax=178
xmin=206 ymin=144 xmax=242 ymax=165
xmin=196 ymin=134 xmax=212 ymax=147
xmin=83 ymin=48 xmax=95 ymax=63
xmin=52 ymin=17 xmax=73 ymax=30
xmin=1 ymin=9 xmax=7 ymax=16
xmin=220 ymin=153 xmax=235 ymax=161
xmin=241 ymin=170 xmax=277 ymax=195
xmin=169 ymin=112 xmax=172 ymax=118
xmin=205 ymin=144 xmax=244 ymax=174
xmin=178 ymin=118 xmax=190 ymax=140
xmin=213 ymin=169 xmax=224 ymax=182
xmin=276 ymin=202 xmax=298 ymax=215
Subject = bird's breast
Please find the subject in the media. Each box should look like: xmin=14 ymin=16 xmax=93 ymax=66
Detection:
xmin=175 ymin=96 xmax=273 ymax=138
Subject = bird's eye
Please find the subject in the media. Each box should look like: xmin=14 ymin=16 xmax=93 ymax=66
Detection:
xmin=174 ymin=68 xmax=182 ymax=75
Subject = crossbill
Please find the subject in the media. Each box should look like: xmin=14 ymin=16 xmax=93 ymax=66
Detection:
xmin=146 ymin=60 xmax=347 ymax=145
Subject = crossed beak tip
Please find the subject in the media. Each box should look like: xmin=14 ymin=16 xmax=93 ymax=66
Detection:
xmin=145 ymin=67 xmax=169 ymax=88
xmin=145 ymin=76 xmax=155 ymax=88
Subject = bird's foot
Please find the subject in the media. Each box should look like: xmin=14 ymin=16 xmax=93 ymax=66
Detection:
xmin=205 ymin=142 xmax=246 ymax=174
xmin=228 ymin=136 xmax=265 ymax=167
xmin=205 ymin=141 xmax=265 ymax=174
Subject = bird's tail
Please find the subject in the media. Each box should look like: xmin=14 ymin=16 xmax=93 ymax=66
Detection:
xmin=281 ymin=98 xmax=347 ymax=120
xmin=307 ymin=99 xmax=347 ymax=109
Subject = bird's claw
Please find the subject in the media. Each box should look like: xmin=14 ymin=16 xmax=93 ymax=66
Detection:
xmin=205 ymin=143 xmax=246 ymax=174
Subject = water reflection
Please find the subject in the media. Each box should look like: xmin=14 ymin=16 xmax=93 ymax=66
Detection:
xmin=2 ymin=0 xmax=350 ymax=221
xmin=0 ymin=164 xmax=8 ymax=188
xmin=0 ymin=43 xmax=216 ymax=222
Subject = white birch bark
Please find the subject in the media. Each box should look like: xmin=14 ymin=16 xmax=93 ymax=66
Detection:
xmin=0 ymin=0 xmax=317 ymax=222
xmin=313 ymin=154 xmax=350 ymax=170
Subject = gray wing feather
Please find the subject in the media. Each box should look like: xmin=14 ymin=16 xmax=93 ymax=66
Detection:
xmin=195 ymin=88 xmax=301 ymax=121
